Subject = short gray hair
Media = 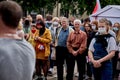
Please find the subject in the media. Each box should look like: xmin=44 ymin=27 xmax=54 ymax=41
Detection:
xmin=74 ymin=19 xmax=81 ymax=24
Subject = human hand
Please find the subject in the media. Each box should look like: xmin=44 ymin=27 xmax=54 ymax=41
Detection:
xmin=72 ymin=51 xmax=78 ymax=56
xmin=51 ymin=43 xmax=55 ymax=47
xmin=34 ymin=37 xmax=39 ymax=41
xmin=119 ymin=53 xmax=120 ymax=59
xmin=30 ymin=34 xmax=34 ymax=38
xmin=92 ymin=60 xmax=101 ymax=68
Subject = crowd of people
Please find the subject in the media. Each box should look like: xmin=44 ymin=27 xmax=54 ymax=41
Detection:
xmin=0 ymin=0 xmax=120 ymax=80
xmin=23 ymin=14 xmax=120 ymax=80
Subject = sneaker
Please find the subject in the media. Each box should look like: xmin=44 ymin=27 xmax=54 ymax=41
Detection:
xmin=48 ymin=68 xmax=53 ymax=76
xmin=36 ymin=76 xmax=44 ymax=80
xmin=48 ymin=71 xmax=53 ymax=76
xmin=43 ymin=77 xmax=47 ymax=80
xmin=33 ymin=75 xmax=38 ymax=80
xmin=74 ymin=73 xmax=79 ymax=77
xmin=84 ymin=76 xmax=92 ymax=80
xmin=53 ymin=74 xmax=57 ymax=77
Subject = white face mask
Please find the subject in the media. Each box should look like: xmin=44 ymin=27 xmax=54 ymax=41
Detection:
xmin=112 ymin=27 xmax=119 ymax=31
xmin=92 ymin=26 xmax=96 ymax=30
xmin=98 ymin=27 xmax=106 ymax=34
xmin=53 ymin=22 xmax=59 ymax=27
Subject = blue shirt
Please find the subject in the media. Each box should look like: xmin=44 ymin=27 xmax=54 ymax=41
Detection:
xmin=58 ymin=28 xmax=69 ymax=47
xmin=80 ymin=26 xmax=85 ymax=31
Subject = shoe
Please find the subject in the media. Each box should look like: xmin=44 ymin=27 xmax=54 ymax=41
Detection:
xmin=48 ymin=71 xmax=53 ymax=76
xmin=44 ymin=77 xmax=47 ymax=80
xmin=36 ymin=76 xmax=43 ymax=80
xmin=53 ymin=74 xmax=57 ymax=77
xmin=74 ymin=73 xmax=79 ymax=77
xmin=84 ymin=75 xmax=92 ymax=80
xmin=33 ymin=75 xmax=38 ymax=80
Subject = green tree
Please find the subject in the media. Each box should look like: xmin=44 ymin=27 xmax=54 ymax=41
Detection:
xmin=15 ymin=0 xmax=56 ymax=16
xmin=15 ymin=0 xmax=120 ymax=17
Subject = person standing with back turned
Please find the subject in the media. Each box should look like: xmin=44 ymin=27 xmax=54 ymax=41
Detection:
xmin=0 ymin=1 xmax=35 ymax=80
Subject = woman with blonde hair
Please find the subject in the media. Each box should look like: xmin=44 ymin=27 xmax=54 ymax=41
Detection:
xmin=116 ymin=26 xmax=120 ymax=79
xmin=48 ymin=16 xmax=60 ymax=76
xmin=36 ymin=14 xmax=44 ymax=21
xmin=88 ymin=18 xmax=117 ymax=80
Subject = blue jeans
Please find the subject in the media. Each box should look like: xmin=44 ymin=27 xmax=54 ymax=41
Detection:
xmin=49 ymin=46 xmax=55 ymax=68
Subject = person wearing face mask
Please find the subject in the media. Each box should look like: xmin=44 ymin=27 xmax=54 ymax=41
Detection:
xmin=84 ymin=23 xmax=95 ymax=79
xmin=107 ymin=21 xmax=119 ymax=79
xmin=34 ymin=20 xmax=52 ymax=80
xmin=45 ymin=15 xmax=53 ymax=29
xmin=113 ymin=27 xmax=119 ymax=32
xmin=113 ymin=22 xmax=120 ymax=33
xmin=88 ymin=18 xmax=117 ymax=80
xmin=91 ymin=20 xmax=98 ymax=31
xmin=112 ymin=22 xmax=120 ymax=79
xmin=48 ymin=17 xmax=60 ymax=76
xmin=91 ymin=25 xmax=96 ymax=30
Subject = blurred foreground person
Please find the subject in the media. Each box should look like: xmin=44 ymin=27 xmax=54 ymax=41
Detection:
xmin=0 ymin=1 xmax=35 ymax=80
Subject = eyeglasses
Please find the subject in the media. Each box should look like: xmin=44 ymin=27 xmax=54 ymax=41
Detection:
xmin=85 ymin=26 xmax=89 ymax=27
xmin=113 ymin=26 xmax=118 ymax=27
xmin=98 ymin=26 xmax=105 ymax=28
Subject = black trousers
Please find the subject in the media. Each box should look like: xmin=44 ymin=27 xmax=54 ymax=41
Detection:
xmin=112 ymin=51 xmax=119 ymax=78
xmin=56 ymin=46 xmax=69 ymax=80
xmin=66 ymin=52 xmax=86 ymax=80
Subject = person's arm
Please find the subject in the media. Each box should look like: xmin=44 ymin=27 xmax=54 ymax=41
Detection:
xmin=67 ymin=32 xmax=74 ymax=54
xmin=118 ymin=42 xmax=120 ymax=59
xmin=35 ymin=30 xmax=52 ymax=43
xmin=76 ymin=32 xmax=87 ymax=54
xmin=37 ymin=29 xmax=52 ymax=43
xmin=98 ymin=37 xmax=116 ymax=63
xmin=119 ymin=52 xmax=120 ymax=59
xmin=88 ymin=38 xmax=95 ymax=61
xmin=88 ymin=50 xmax=102 ymax=68
xmin=88 ymin=50 xmax=94 ymax=62
xmin=98 ymin=50 xmax=115 ymax=63
xmin=88 ymin=38 xmax=102 ymax=68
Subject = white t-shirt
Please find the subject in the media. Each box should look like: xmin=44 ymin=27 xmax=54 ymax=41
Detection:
xmin=89 ymin=36 xmax=117 ymax=53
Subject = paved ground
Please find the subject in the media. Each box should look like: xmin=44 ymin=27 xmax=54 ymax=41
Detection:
xmin=47 ymin=66 xmax=119 ymax=80
xmin=34 ymin=62 xmax=119 ymax=80
xmin=47 ymin=65 xmax=80 ymax=80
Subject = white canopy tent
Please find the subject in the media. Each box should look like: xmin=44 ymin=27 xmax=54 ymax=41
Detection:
xmin=89 ymin=5 xmax=120 ymax=24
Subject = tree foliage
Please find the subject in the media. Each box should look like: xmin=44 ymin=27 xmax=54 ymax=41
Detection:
xmin=14 ymin=0 xmax=120 ymax=17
